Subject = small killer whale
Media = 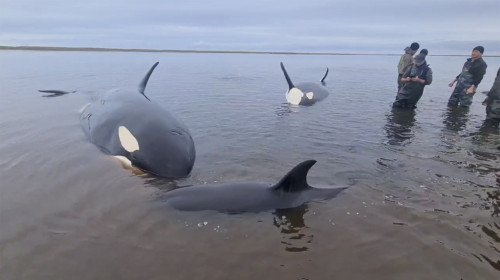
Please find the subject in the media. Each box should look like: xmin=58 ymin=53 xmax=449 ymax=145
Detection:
xmin=163 ymin=160 xmax=348 ymax=213
xmin=280 ymin=62 xmax=330 ymax=106
xmin=39 ymin=62 xmax=195 ymax=178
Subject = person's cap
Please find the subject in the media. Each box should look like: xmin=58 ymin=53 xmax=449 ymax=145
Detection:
xmin=473 ymin=46 xmax=484 ymax=54
xmin=420 ymin=49 xmax=428 ymax=55
xmin=414 ymin=53 xmax=426 ymax=63
xmin=410 ymin=42 xmax=420 ymax=51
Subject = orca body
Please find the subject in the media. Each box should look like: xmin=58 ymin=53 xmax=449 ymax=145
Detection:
xmin=41 ymin=62 xmax=196 ymax=178
xmin=163 ymin=160 xmax=348 ymax=213
xmin=280 ymin=62 xmax=331 ymax=106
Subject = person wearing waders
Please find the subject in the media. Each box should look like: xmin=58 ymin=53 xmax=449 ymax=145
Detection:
xmin=448 ymin=46 xmax=487 ymax=107
xmin=393 ymin=53 xmax=433 ymax=108
xmin=397 ymin=42 xmax=420 ymax=91
xmin=482 ymin=67 xmax=500 ymax=120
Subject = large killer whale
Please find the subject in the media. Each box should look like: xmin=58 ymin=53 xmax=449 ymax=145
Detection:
xmin=280 ymin=62 xmax=331 ymax=106
xmin=163 ymin=160 xmax=348 ymax=213
xmin=39 ymin=62 xmax=195 ymax=178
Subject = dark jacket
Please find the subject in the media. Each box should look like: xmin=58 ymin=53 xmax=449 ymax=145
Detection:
xmin=455 ymin=57 xmax=487 ymax=87
xmin=403 ymin=63 xmax=433 ymax=85
xmin=487 ymin=67 xmax=500 ymax=99
xmin=393 ymin=63 xmax=433 ymax=108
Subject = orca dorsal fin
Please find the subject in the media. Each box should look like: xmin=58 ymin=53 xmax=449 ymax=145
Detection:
xmin=138 ymin=62 xmax=159 ymax=101
xmin=272 ymin=160 xmax=316 ymax=192
xmin=280 ymin=62 xmax=295 ymax=90
xmin=321 ymin=67 xmax=329 ymax=84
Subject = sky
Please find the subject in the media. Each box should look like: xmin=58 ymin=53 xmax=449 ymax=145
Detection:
xmin=1 ymin=0 xmax=500 ymax=55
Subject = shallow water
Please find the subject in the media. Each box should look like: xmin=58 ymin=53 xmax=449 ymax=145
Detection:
xmin=0 ymin=50 xmax=499 ymax=279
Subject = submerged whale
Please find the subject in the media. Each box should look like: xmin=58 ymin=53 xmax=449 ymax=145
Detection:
xmin=39 ymin=62 xmax=195 ymax=178
xmin=280 ymin=62 xmax=331 ymax=106
xmin=163 ymin=160 xmax=348 ymax=213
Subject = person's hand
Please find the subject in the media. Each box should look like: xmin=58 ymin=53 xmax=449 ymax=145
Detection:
xmin=402 ymin=77 xmax=410 ymax=83
xmin=449 ymin=80 xmax=456 ymax=87
xmin=413 ymin=77 xmax=425 ymax=83
xmin=466 ymin=86 xmax=475 ymax=94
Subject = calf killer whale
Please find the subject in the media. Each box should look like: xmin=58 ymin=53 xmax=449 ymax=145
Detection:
xmin=163 ymin=160 xmax=348 ymax=213
xmin=280 ymin=62 xmax=331 ymax=106
xmin=39 ymin=62 xmax=195 ymax=178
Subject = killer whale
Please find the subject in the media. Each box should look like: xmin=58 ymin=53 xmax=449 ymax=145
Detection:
xmin=39 ymin=62 xmax=195 ymax=178
xmin=280 ymin=62 xmax=331 ymax=106
xmin=163 ymin=160 xmax=348 ymax=213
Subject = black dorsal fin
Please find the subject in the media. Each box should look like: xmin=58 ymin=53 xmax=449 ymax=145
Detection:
xmin=280 ymin=62 xmax=294 ymax=90
xmin=138 ymin=62 xmax=159 ymax=101
xmin=321 ymin=67 xmax=329 ymax=84
xmin=272 ymin=160 xmax=316 ymax=192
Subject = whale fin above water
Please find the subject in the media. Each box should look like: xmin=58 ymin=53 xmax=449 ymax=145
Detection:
xmin=280 ymin=62 xmax=295 ymax=90
xmin=138 ymin=61 xmax=159 ymax=101
xmin=272 ymin=160 xmax=316 ymax=192
xmin=321 ymin=67 xmax=329 ymax=84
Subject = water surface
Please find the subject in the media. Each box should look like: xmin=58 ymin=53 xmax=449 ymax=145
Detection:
xmin=0 ymin=51 xmax=499 ymax=279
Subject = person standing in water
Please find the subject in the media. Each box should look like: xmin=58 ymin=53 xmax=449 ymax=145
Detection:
xmin=448 ymin=46 xmax=487 ymax=107
xmin=393 ymin=53 xmax=433 ymax=108
xmin=397 ymin=42 xmax=420 ymax=91
xmin=482 ymin=67 xmax=500 ymax=120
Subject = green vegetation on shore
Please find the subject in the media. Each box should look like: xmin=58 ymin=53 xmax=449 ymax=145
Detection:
xmin=0 ymin=45 xmax=392 ymax=55
xmin=2 ymin=45 xmax=496 ymax=57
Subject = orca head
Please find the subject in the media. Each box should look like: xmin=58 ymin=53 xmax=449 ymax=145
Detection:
xmin=280 ymin=62 xmax=328 ymax=106
xmin=118 ymin=124 xmax=195 ymax=178
xmin=286 ymin=86 xmax=316 ymax=106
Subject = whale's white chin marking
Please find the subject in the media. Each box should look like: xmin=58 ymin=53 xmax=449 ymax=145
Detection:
xmin=286 ymin=88 xmax=304 ymax=105
xmin=114 ymin=155 xmax=132 ymax=167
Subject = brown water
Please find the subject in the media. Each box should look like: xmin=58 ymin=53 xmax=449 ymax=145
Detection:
xmin=0 ymin=51 xmax=499 ymax=279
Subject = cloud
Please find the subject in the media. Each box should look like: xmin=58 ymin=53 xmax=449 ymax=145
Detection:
xmin=1 ymin=0 xmax=499 ymax=54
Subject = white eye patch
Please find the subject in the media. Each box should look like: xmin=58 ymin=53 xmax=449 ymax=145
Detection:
xmin=286 ymin=88 xmax=304 ymax=105
xmin=306 ymin=92 xmax=314 ymax=99
xmin=118 ymin=126 xmax=139 ymax=152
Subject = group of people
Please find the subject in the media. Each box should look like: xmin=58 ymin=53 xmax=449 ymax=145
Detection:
xmin=392 ymin=42 xmax=500 ymax=121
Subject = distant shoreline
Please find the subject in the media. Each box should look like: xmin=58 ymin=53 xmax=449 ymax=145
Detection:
xmin=1 ymin=45 xmax=498 ymax=57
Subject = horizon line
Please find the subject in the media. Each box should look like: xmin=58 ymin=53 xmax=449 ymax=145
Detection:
xmin=2 ymin=45 xmax=498 ymax=57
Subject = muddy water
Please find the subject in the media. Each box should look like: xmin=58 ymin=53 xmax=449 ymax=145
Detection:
xmin=0 ymin=51 xmax=499 ymax=279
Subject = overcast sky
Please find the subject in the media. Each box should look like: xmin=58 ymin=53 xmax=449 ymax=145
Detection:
xmin=2 ymin=0 xmax=499 ymax=55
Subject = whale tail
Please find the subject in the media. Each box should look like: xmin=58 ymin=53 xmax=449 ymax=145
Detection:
xmin=38 ymin=90 xmax=76 ymax=97
xmin=138 ymin=61 xmax=159 ymax=101
xmin=280 ymin=62 xmax=295 ymax=90
xmin=321 ymin=67 xmax=329 ymax=84
xmin=273 ymin=160 xmax=316 ymax=192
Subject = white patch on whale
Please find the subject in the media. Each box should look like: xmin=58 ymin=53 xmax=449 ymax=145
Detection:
xmin=113 ymin=156 xmax=146 ymax=175
xmin=114 ymin=155 xmax=132 ymax=167
xmin=286 ymin=88 xmax=304 ymax=105
xmin=118 ymin=126 xmax=139 ymax=152
xmin=306 ymin=92 xmax=314 ymax=99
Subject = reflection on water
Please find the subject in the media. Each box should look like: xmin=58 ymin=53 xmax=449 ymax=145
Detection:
xmin=487 ymin=190 xmax=500 ymax=217
xmin=443 ymin=106 xmax=470 ymax=132
xmin=272 ymin=205 xmax=311 ymax=253
xmin=275 ymin=102 xmax=299 ymax=117
xmin=469 ymin=119 xmax=500 ymax=177
xmin=384 ymin=108 xmax=416 ymax=146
